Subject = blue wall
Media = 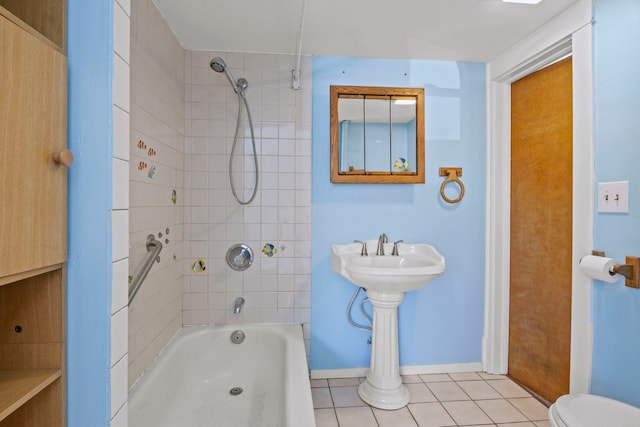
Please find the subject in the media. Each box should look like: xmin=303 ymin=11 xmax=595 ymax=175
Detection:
xmin=67 ymin=1 xmax=113 ymax=425
xmin=310 ymin=57 xmax=486 ymax=370
xmin=591 ymin=0 xmax=640 ymax=407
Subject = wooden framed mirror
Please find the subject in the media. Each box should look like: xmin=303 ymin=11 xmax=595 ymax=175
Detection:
xmin=330 ymin=85 xmax=424 ymax=184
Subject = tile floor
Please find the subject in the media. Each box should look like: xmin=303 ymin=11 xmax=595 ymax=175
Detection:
xmin=312 ymin=372 xmax=550 ymax=427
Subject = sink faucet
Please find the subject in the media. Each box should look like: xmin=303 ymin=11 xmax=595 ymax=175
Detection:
xmin=233 ymin=297 xmax=245 ymax=314
xmin=376 ymin=233 xmax=388 ymax=256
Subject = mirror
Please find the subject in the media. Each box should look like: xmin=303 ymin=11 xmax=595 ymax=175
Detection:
xmin=331 ymin=86 xmax=424 ymax=183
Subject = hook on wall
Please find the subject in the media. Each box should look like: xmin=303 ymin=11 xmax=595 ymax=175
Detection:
xmin=439 ymin=167 xmax=465 ymax=204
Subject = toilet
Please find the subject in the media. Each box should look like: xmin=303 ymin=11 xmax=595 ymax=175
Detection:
xmin=549 ymin=393 xmax=640 ymax=426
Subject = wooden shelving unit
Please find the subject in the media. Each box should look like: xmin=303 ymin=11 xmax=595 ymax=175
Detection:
xmin=0 ymin=370 xmax=61 ymax=421
xmin=0 ymin=1 xmax=67 ymax=425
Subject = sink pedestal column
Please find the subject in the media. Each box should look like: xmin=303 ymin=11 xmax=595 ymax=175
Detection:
xmin=358 ymin=289 xmax=410 ymax=410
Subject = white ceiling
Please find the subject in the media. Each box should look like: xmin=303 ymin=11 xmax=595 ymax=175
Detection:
xmin=153 ymin=0 xmax=578 ymax=62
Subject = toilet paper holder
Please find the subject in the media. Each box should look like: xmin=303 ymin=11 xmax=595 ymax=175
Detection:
xmin=592 ymin=251 xmax=640 ymax=288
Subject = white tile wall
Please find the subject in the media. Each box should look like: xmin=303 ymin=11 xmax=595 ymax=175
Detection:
xmin=110 ymin=355 xmax=128 ymax=419
xmin=113 ymin=106 xmax=130 ymax=161
xmin=112 ymin=210 xmax=129 ymax=262
xmin=128 ymin=0 xmax=184 ymax=389
xmin=111 ymin=1 xmax=131 ymax=425
xmin=183 ymin=51 xmax=313 ymax=357
xmin=112 ymin=259 xmax=129 ymax=315
xmin=113 ymin=158 xmax=129 ymax=210
xmin=125 ymin=8 xmax=314 ymax=412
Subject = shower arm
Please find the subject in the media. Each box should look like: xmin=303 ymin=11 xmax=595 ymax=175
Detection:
xmin=128 ymin=234 xmax=163 ymax=304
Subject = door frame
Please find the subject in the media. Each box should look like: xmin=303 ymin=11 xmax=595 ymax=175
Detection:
xmin=484 ymin=1 xmax=593 ymax=394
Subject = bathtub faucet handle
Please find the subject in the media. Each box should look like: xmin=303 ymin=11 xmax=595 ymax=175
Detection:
xmin=233 ymin=297 xmax=245 ymax=314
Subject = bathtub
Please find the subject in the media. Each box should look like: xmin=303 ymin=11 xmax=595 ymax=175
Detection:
xmin=128 ymin=324 xmax=315 ymax=427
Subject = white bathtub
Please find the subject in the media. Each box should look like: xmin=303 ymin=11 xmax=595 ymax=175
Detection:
xmin=128 ymin=324 xmax=315 ymax=427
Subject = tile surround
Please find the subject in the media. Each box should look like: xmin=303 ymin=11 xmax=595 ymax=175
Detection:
xmin=126 ymin=10 xmax=313 ymax=400
xmin=313 ymin=373 xmax=551 ymax=427
xmin=183 ymin=50 xmax=313 ymax=357
xmin=128 ymin=0 xmax=184 ymax=389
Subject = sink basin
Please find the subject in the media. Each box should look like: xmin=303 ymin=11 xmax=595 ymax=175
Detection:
xmin=331 ymin=241 xmax=445 ymax=293
xmin=331 ymin=240 xmax=445 ymax=409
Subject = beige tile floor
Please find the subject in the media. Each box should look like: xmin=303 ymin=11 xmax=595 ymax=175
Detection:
xmin=312 ymin=372 xmax=551 ymax=427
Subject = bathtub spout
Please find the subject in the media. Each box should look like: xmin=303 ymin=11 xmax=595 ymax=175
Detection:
xmin=234 ymin=297 xmax=245 ymax=314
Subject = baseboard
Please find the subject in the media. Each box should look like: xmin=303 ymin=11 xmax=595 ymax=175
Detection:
xmin=310 ymin=362 xmax=483 ymax=380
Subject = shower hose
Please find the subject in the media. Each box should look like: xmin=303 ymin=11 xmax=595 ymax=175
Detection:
xmin=229 ymin=90 xmax=259 ymax=205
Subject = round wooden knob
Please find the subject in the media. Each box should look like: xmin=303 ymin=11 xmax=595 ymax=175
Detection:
xmin=52 ymin=149 xmax=74 ymax=167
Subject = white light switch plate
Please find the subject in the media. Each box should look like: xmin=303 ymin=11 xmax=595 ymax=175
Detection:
xmin=598 ymin=181 xmax=629 ymax=213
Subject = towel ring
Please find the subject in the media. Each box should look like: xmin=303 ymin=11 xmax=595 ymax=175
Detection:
xmin=439 ymin=167 xmax=465 ymax=204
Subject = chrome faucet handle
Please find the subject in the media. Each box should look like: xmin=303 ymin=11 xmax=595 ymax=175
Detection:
xmin=391 ymin=240 xmax=403 ymax=256
xmin=354 ymin=240 xmax=368 ymax=256
xmin=376 ymin=233 xmax=388 ymax=256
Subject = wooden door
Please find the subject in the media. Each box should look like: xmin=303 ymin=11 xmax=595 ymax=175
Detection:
xmin=0 ymin=13 xmax=68 ymax=278
xmin=509 ymin=57 xmax=572 ymax=404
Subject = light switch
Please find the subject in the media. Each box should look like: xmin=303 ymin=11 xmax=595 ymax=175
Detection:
xmin=598 ymin=181 xmax=629 ymax=213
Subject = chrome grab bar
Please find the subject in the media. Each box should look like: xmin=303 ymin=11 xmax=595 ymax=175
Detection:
xmin=128 ymin=234 xmax=163 ymax=304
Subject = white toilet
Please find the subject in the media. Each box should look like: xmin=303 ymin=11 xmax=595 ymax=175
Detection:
xmin=549 ymin=393 xmax=640 ymax=426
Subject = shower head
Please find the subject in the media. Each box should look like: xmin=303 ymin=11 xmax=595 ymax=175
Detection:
xmin=210 ymin=57 xmax=226 ymax=73
xmin=210 ymin=57 xmax=247 ymax=94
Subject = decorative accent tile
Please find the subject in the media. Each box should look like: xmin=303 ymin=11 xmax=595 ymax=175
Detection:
xmin=262 ymin=243 xmax=277 ymax=257
xmin=191 ymin=258 xmax=206 ymax=273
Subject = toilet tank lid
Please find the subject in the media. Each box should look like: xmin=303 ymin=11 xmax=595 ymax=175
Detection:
xmin=555 ymin=393 xmax=640 ymax=427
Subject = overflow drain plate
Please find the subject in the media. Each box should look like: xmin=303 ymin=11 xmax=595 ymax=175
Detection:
xmin=230 ymin=330 xmax=245 ymax=344
xmin=229 ymin=387 xmax=243 ymax=396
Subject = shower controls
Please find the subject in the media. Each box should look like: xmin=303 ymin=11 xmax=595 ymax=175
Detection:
xmin=226 ymin=244 xmax=254 ymax=271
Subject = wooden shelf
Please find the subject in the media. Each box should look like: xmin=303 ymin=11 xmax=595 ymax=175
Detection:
xmin=0 ymin=2 xmax=65 ymax=52
xmin=0 ymin=265 xmax=62 ymax=288
xmin=0 ymin=369 xmax=61 ymax=421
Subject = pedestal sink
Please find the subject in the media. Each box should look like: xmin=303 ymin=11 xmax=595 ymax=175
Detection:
xmin=331 ymin=241 xmax=445 ymax=410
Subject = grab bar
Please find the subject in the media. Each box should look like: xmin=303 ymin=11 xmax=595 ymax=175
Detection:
xmin=128 ymin=234 xmax=163 ymax=304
